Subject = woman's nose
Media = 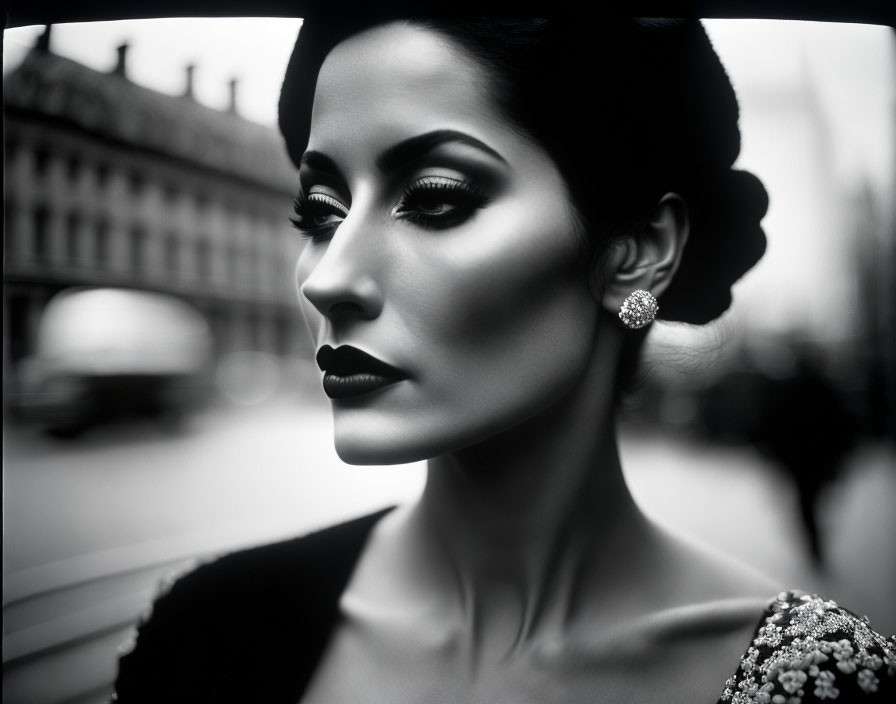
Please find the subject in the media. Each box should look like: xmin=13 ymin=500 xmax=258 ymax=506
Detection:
xmin=300 ymin=230 xmax=384 ymax=321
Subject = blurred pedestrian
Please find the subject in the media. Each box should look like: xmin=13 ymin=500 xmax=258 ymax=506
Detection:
xmin=756 ymin=350 xmax=859 ymax=568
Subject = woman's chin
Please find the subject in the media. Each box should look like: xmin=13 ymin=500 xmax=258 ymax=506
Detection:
xmin=333 ymin=434 xmax=428 ymax=466
xmin=329 ymin=402 xmax=452 ymax=465
xmin=332 ymin=421 xmax=484 ymax=466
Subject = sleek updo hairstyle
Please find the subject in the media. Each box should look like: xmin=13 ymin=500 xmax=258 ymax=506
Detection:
xmin=279 ymin=13 xmax=768 ymax=325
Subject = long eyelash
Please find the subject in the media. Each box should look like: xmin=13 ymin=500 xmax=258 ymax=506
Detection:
xmin=289 ymin=196 xmax=310 ymax=232
xmin=289 ymin=194 xmax=347 ymax=240
xmin=402 ymin=178 xmax=487 ymax=202
xmin=396 ymin=178 xmax=491 ymax=228
xmin=289 ymin=196 xmax=322 ymax=241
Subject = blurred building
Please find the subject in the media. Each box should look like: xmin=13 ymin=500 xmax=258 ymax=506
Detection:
xmin=730 ymin=50 xmax=847 ymax=344
xmin=3 ymin=26 xmax=307 ymax=401
xmin=724 ymin=35 xmax=895 ymax=439
xmin=634 ymin=30 xmax=896 ymax=443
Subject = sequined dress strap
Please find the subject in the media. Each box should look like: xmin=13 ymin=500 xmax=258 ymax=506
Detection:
xmin=718 ymin=590 xmax=895 ymax=703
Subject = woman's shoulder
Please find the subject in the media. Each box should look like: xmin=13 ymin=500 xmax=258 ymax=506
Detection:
xmin=167 ymin=506 xmax=395 ymax=600
xmin=719 ymin=590 xmax=895 ymax=703
xmin=112 ymin=507 xmax=394 ymax=703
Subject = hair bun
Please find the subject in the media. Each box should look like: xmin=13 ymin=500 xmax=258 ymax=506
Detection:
xmin=658 ymin=168 xmax=768 ymax=324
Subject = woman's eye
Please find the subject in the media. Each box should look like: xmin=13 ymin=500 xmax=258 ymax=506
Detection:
xmin=394 ymin=176 xmax=489 ymax=229
xmin=415 ymin=197 xmax=456 ymax=216
xmin=290 ymin=192 xmax=348 ymax=241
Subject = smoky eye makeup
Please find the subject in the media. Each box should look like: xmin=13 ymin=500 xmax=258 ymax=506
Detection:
xmin=392 ymin=173 xmax=491 ymax=230
xmin=291 ymin=170 xmax=494 ymax=239
xmin=290 ymin=136 xmax=506 ymax=239
xmin=386 ymin=143 xmax=505 ymax=231
xmin=290 ymin=185 xmax=349 ymax=242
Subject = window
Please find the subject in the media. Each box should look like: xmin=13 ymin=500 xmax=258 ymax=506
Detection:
xmin=196 ymin=237 xmax=211 ymax=281
xmin=96 ymin=162 xmax=110 ymax=189
xmin=32 ymin=206 xmax=49 ymax=260
xmin=228 ymin=242 xmax=240 ymax=280
xmin=33 ymin=145 xmax=50 ymax=178
xmin=96 ymin=219 xmax=109 ymax=266
xmin=66 ymin=212 xmax=81 ymax=262
xmin=131 ymin=226 xmax=146 ymax=273
xmin=244 ymin=243 xmax=258 ymax=286
xmin=6 ymin=138 xmax=18 ymax=166
xmin=5 ymin=201 xmax=17 ymax=255
xmin=164 ymin=232 xmax=179 ymax=272
xmin=129 ymin=171 xmax=144 ymax=195
xmin=67 ymin=155 xmax=81 ymax=182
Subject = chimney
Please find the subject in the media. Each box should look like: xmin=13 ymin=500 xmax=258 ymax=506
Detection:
xmin=36 ymin=24 xmax=52 ymax=53
xmin=227 ymin=77 xmax=238 ymax=115
xmin=184 ymin=64 xmax=196 ymax=99
xmin=114 ymin=42 xmax=129 ymax=79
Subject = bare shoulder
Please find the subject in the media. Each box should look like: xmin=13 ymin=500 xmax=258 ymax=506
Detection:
xmin=557 ymin=524 xmax=782 ymax=702
xmin=649 ymin=531 xmax=895 ymax=701
xmin=657 ymin=523 xmax=783 ymax=602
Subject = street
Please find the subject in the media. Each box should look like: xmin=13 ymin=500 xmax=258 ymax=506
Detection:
xmin=4 ymin=394 xmax=425 ymax=577
xmin=3 ymin=394 xmax=895 ymax=703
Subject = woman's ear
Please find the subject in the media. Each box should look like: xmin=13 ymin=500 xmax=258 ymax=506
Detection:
xmin=600 ymin=193 xmax=690 ymax=317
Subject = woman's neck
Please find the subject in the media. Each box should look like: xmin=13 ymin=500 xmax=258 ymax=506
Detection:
xmin=411 ymin=324 xmax=652 ymax=660
xmin=423 ymin=410 xmax=638 ymax=581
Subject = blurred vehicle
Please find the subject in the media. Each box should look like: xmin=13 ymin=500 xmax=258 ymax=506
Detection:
xmin=11 ymin=287 xmax=213 ymax=436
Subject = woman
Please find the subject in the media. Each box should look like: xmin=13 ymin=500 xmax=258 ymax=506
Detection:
xmin=113 ymin=15 xmax=894 ymax=703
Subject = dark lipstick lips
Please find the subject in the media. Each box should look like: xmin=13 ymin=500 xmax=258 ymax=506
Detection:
xmin=316 ymin=345 xmax=406 ymax=399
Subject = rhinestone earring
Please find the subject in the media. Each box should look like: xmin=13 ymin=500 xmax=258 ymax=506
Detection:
xmin=618 ymin=290 xmax=658 ymax=329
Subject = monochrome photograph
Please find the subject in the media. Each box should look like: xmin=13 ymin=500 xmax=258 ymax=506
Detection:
xmin=3 ymin=3 xmax=894 ymax=703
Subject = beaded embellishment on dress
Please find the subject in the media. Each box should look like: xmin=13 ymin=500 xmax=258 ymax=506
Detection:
xmin=718 ymin=591 xmax=895 ymax=703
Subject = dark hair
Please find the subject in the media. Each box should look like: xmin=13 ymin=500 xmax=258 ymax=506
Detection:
xmin=279 ymin=15 xmax=768 ymax=325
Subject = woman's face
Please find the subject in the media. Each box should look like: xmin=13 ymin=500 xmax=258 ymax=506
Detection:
xmin=295 ymin=22 xmax=600 ymax=464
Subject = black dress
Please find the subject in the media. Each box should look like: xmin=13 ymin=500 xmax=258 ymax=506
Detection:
xmin=112 ymin=509 xmax=895 ymax=703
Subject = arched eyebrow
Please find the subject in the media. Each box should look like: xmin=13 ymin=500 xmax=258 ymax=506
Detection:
xmin=300 ymin=129 xmax=507 ymax=179
xmin=375 ymin=129 xmax=508 ymax=173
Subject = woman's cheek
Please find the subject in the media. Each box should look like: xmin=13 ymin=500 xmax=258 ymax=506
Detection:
xmin=401 ymin=219 xmax=583 ymax=347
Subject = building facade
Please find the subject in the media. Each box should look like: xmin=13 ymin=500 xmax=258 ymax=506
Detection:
xmin=4 ymin=28 xmax=308 ymax=399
